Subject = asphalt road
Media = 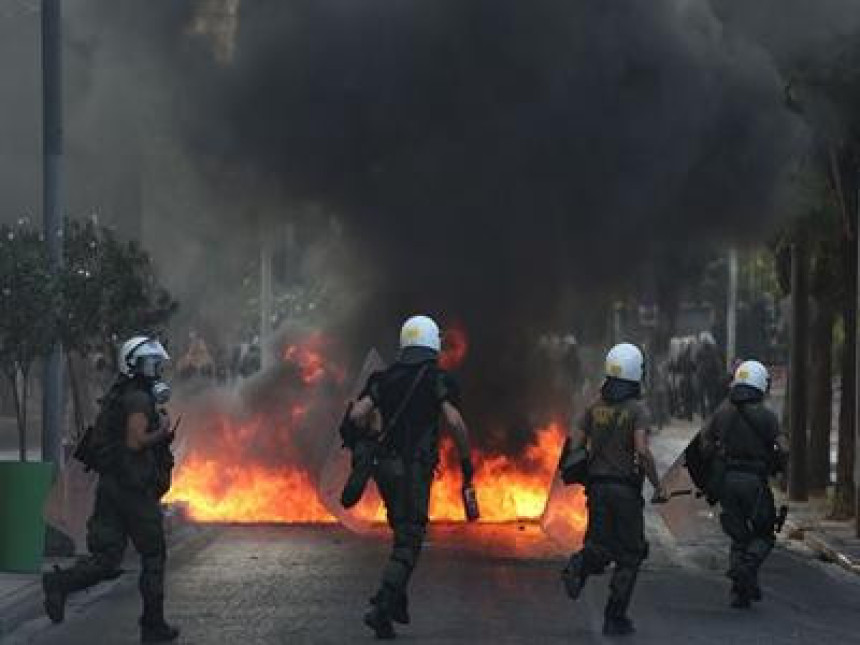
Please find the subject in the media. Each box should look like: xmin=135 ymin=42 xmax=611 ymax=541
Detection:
xmin=6 ymin=520 xmax=859 ymax=645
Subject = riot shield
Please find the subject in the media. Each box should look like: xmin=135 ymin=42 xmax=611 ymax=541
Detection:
xmin=539 ymin=471 xmax=587 ymax=552
xmin=655 ymin=434 xmax=720 ymax=542
xmin=317 ymin=349 xmax=386 ymax=533
xmin=43 ymin=456 xmax=98 ymax=555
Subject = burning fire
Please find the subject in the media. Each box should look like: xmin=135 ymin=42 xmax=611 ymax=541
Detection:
xmin=282 ymin=332 xmax=345 ymax=385
xmin=168 ymin=420 xmax=582 ymax=527
xmin=166 ymin=329 xmax=588 ymax=545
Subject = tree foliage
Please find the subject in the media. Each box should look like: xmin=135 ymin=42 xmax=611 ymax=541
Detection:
xmin=0 ymin=220 xmax=59 ymax=459
xmin=60 ymin=219 xmax=178 ymax=362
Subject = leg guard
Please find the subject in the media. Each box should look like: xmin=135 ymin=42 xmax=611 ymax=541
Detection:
xmin=140 ymin=594 xmax=180 ymax=643
xmin=605 ymin=565 xmax=639 ymax=620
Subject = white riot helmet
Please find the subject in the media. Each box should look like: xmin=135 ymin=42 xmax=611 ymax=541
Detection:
xmin=732 ymin=360 xmax=769 ymax=394
xmin=605 ymin=343 xmax=644 ymax=383
xmin=119 ymin=336 xmax=170 ymax=378
xmin=400 ymin=315 xmax=441 ymax=352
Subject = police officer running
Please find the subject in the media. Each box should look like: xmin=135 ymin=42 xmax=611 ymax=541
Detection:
xmin=700 ymin=360 xmax=788 ymax=609
xmin=349 ymin=315 xmax=476 ymax=640
xmin=43 ymin=336 xmax=180 ymax=643
xmin=561 ymin=343 xmax=667 ymax=636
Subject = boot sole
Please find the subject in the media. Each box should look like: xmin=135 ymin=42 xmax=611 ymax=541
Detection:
xmin=41 ymin=579 xmax=65 ymax=624
xmin=363 ymin=614 xmax=396 ymax=640
xmin=140 ymin=630 xmax=180 ymax=643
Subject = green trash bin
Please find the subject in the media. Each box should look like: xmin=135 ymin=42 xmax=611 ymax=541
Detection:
xmin=0 ymin=461 xmax=55 ymax=573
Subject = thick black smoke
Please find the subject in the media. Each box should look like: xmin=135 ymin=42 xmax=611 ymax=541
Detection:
xmin=196 ymin=0 xmax=807 ymax=443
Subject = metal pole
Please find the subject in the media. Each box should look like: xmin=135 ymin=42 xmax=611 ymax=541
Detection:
xmin=41 ymin=0 xmax=64 ymax=467
xmin=726 ymin=248 xmax=738 ymax=370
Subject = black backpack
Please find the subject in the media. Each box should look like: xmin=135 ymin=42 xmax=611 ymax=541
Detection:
xmin=73 ymin=379 xmax=133 ymax=473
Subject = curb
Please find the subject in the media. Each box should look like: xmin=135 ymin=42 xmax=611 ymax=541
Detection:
xmin=783 ymin=519 xmax=860 ymax=577
xmin=0 ymin=524 xmax=215 ymax=640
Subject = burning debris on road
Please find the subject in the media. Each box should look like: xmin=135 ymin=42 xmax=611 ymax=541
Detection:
xmin=165 ymin=328 xmax=587 ymax=548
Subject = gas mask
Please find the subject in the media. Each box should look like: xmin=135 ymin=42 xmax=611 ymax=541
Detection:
xmin=136 ymin=356 xmax=171 ymax=404
xmin=151 ymin=380 xmax=172 ymax=405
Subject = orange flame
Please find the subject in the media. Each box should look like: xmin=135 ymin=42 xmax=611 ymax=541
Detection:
xmin=166 ymin=329 xmax=587 ymax=544
xmin=282 ymin=332 xmax=345 ymax=385
xmin=167 ymin=420 xmax=583 ymax=530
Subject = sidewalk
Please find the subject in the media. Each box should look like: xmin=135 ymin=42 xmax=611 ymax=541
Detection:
xmin=777 ymin=495 xmax=860 ymax=576
xmin=0 ymin=506 xmax=212 ymax=640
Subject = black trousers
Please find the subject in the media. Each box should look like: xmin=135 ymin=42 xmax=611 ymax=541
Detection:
xmin=50 ymin=476 xmax=167 ymax=620
xmin=718 ymin=471 xmax=776 ymax=589
xmin=570 ymin=482 xmax=647 ymax=619
xmin=372 ymin=456 xmax=435 ymax=606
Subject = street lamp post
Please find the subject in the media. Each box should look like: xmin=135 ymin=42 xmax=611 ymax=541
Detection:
xmin=41 ymin=0 xmax=64 ymax=467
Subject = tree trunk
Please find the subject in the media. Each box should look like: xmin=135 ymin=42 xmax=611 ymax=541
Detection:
xmin=808 ymin=297 xmax=835 ymax=495
xmin=834 ymin=234 xmax=857 ymax=519
xmin=9 ymin=370 xmax=26 ymax=462
xmin=789 ymin=240 xmax=810 ymax=501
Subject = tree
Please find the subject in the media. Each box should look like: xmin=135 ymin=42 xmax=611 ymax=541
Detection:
xmin=0 ymin=221 xmax=59 ymax=461
xmin=58 ymin=219 xmax=178 ymax=437
xmin=787 ymin=36 xmax=860 ymax=524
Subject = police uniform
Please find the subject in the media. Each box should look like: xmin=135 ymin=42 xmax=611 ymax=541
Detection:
xmin=361 ymin=355 xmax=460 ymax=627
xmin=44 ymin=378 xmax=174 ymax=632
xmin=701 ymin=389 xmax=782 ymax=605
xmin=563 ymin=383 xmax=649 ymax=629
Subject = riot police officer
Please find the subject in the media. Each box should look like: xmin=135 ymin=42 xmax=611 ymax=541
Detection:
xmin=349 ymin=315 xmax=476 ymax=640
xmin=561 ymin=343 xmax=667 ymax=637
xmin=43 ymin=336 xmax=179 ymax=643
xmin=700 ymin=360 xmax=788 ymax=609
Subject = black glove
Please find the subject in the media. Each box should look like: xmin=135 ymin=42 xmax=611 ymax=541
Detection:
xmin=461 ymin=458 xmax=475 ymax=485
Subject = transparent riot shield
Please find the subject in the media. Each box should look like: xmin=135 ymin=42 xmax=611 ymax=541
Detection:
xmin=655 ymin=438 xmax=721 ymax=542
xmin=43 ymin=456 xmax=98 ymax=555
xmin=540 ymin=471 xmax=588 ymax=552
xmin=317 ymin=349 xmax=386 ymax=533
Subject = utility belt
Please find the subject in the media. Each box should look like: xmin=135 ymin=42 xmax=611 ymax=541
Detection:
xmin=587 ymin=474 xmax=642 ymax=491
xmin=724 ymin=458 xmax=769 ymax=478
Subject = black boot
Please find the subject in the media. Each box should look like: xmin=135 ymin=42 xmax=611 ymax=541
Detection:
xmin=42 ymin=567 xmax=68 ymax=624
xmin=140 ymin=595 xmax=179 ymax=643
xmin=603 ymin=616 xmax=636 ymax=636
xmin=364 ymin=606 xmax=396 ymax=640
xmin=364 ymin=587 xmax=396 ymax=640
xmin=561 ymin=553 xmax=588 ymax=600
xmin=603 ymin=566 xmax=638 ymax=636
xmin=371 ymin=590 xmax=409 ymax=625
xmin=728 ymin=569 xmax=753 ymax=609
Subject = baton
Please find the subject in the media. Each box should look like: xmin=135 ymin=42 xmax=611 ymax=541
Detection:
xmin=652 ymin=488 xmax=704 ymax=504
